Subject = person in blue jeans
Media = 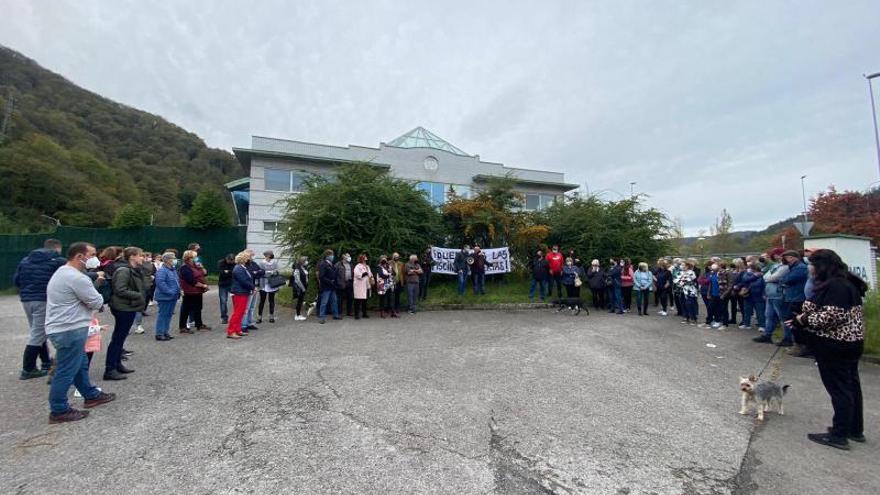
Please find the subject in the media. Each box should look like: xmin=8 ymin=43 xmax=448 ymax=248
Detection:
xmin=453 ymin=245 xmax=471 ymax=296
xmin=153 ymin=252 xmax=180 ymax=341
xmin=217 ymin=253 xmax=235 ymax=324
xmin=754 ymin=249 xmax=789 ymax=344
xmin=739 ymin=262 xmax=766 ymax=329
xmin=317 ymin=249 xmax=341 ymax=323
xmin=607 ymin=258 xmax=624 ymax=314
xmin=240 ymin=250 xmax=264 ymax=332
xmin=104 ymin=248 xmax=147 ymax=381
xmin=529 ymin=250 xmax=549 ymax=301
xmin=780 ymin=250 xmax=810 ymax=357
xmin=44 ymin=242 xmax=116 ymax=423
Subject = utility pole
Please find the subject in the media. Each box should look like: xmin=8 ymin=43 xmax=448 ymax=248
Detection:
xmin=0 ymin=89 xmax=13 ymax=145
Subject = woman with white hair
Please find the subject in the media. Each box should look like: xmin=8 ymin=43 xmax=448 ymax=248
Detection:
xmin=586 ymin=259 xmax=605 ymax=310
xmin=152 ymin=252 xmax=180 ymax=341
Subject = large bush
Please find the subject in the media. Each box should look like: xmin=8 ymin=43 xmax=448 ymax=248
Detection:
xmin=275 ymin=163 xmax=444 ymax=261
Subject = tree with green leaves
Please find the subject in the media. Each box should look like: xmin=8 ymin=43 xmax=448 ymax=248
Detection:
xmin=535 ymin=195 xmax=669 ymax=264
xmin=185 ymin=189 xmax=232 ymax=229
xmin=112 ymin=203 xmax=152 ymax=228
xmin=275 ymin=163 xmax=443 ymax=261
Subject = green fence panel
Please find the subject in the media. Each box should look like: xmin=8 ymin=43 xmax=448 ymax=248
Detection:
xmin=1 ymin=226 xmax=246 ymax=290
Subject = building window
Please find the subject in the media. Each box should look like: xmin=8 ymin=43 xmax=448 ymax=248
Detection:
xmin=449 ymin=184 xmax=471 ymax=199
xmin=265 ymin=169 xmax=291 ymax=191
xmin=263 ymin=221 xmax=278 ymax=231
xmin=265 ymin=168 xmax=308 ymax=192
xmin=524 ymin=194 xmax=557 ymax=211
xmin=417 ymin=181 xmax=448 ymax=206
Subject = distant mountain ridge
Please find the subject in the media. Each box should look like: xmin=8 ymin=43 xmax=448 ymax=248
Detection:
xmin=0 ymin=45 xmax=245 ymax=232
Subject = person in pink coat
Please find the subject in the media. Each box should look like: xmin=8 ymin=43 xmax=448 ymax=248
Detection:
xmin=352 ymin=253 xmax=373 ymax=320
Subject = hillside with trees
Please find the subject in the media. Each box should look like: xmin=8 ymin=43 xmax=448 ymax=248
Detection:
xmin=0 ymin=45 xmax=243 ymax=233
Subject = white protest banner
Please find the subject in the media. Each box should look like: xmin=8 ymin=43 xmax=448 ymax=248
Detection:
xmin=430 ymin=246 xmax=511 ymax=275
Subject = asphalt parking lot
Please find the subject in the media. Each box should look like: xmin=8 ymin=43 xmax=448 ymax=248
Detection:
xmin=1 ymin=295 xmax=877 ymax=494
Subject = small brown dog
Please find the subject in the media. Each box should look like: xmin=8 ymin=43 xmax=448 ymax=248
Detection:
xmin=739 ymin=375 xmax=790 ymax=421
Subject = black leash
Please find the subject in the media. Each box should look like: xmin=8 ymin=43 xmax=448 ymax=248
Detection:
xmin=756 ymin=344 xmax=783 ymax=379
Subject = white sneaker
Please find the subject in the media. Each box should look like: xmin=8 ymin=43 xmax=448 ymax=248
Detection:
xmin=134 ymin=325 xmax=145 ymax=334
xmin=659 ymin=311 xmax=667 ymax=316
xmin=757 ymin=327 xmax=766 ymax=333
xmin=738 ymin=325 xmax=748 ymax=329
xmin=295 ymin=315 xmax=305 ymax=321
xmin=74 ymin=386 xmax=101 ymax=399
xmin=711 ymin=322 xmax=721 ymax=329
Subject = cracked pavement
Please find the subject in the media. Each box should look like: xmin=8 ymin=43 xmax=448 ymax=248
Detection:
xmin=0 ymin=295 xmax=877 ymax=494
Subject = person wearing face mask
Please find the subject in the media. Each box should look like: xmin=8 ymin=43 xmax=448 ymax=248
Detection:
xmin=240 ymin=249 xmax=264 ymax=333
xmin=258 ymin=250 xmax=280 ymax=323
xmin=44 ymin=242 xmax=116 ymax=423
xmin=607 ymin=258 xmax=624 ymax=314
xmin=104 ymin=247 xmax=147 ymax=381
xmin=546 ymin=245 xmax=565 ymax=299
xmin=529 ymin=249 xmax=550 ymax=302
xmin=586 ymin=259 xmax=605 ymax=310
xmin=335 ymin=252 xmax=355 ymax=317
xmin=152 ymin=252 xmax=180 ymax=341
xmin=132 ymin=251 xmax=156 ymax=335
xmin=377 ymin=256 xmax=395 ymax=318
xmin=453 ymin=245 xmax=471 ymax=296
xmin=13 ymin=238 xmax=66 ymax=380
xmin=391 ymin=252 xmax=405 ymax=314
xmin=289 ymin=256 xmax=310 ymax=321
xmin=405 ymin=254 xmax=424 ymax=314
xmin=561 ymin=257 xmax=586 ymax=309
xmin=217 ymin=253 xmax=236 ymax=325
xmin=317 ymin=249 xmax=341 ymax=324
xmin=353 ymin=254 xmax=373 ymax=319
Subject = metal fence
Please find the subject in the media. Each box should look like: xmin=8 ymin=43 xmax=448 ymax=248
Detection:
xmin=1 ymin=226 xmax=246 ymax=290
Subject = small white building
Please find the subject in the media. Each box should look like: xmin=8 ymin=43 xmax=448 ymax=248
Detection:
xmin=803 ymin=234 xmax=877 ymax=290
xmin=228 ymin=127 xmax=578 ymax=260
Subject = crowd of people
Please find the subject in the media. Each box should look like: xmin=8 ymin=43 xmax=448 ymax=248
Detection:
xmin=12 ymin=238 xmax=869 ymax=449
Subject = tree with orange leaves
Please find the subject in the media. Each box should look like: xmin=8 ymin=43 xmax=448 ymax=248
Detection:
xmin=809 ymin=187 xmax=880 ymax=244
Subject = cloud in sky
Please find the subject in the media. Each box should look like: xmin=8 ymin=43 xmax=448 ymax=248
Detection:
xmin=2 ymin=0 xmax=879 ymax=234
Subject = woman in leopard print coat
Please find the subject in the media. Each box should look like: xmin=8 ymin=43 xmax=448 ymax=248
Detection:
xmin=790 ymin=249 xmax=868 ymax=450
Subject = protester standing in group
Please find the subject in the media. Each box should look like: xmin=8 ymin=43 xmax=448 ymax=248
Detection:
xmin=789 ymin=249 xmax=867 ymax=450
xmin=377 ymin=255 xmax=395 ymax=318
xmin=132 ymin=251 xmax=155 ymax=335
xmin=289 ymin=256 xmax=310 ymax=321
xmin=353 ymin=253 xmax=373 ymax=319
xmin=620 ymin=259 xmax=634 ymax=312
xmin=546 ymin=245 xmax=564 ymax=298
xmin=217 ymin=253 xmax=235 ymax=325
xmin=105 ymin=247 xmax=147 ymax=381
xmin=654 ymin=259 xmax=671 ymax=316
xmin=227 ymin=251 xmax=254 ymax=339
xmin=318 ymin=249 xmax=341 ymax=324
xmin=754 ymin=248 xmax=790 ymax=344
xmin=391 ymin=252 xmax=405 ymax=313
xmin=529 ymin=249 xmax=550 ymax=302
xmin=44 ymin=242 xmax=115 ymax=423
xmin=334 ymin=253 xmax=354 ymax=317
xmin=677 ymin=260 xmax=699 ymax=325
xmin=561 ymin=257 xmax=585 ymax=309
xmin=781 ymin=250 xmax=810 ymax=357
xmin=671 ymin=258 xmax=684 ymax=317
xmin=471 ymin=246 xmax=491 ymax=295
xmin=634 ymin=262 xmax=653 ymax=316
xmin=405 ymin=254 xmax=423 ymax=314
xmin=14 ymin=238 xmax=65 ymax=380
xmin=419 ymin=247 xmax=434 ymax=301
xmin=453 ymin=245 xmax=471 ymax=296
xmin=178 ymin=250 xmax=210 ymax=334
xmin=258 ymin=250 xmax=281 ymax=323
xmin=608 ymin=258 xmax=624 ymax=314
xmin=739 ymin=262 xmax=766 ymax=330
xmin=152 ymin=252 xmax=179 ymax=341
xmin=728 ymin=259 xmax=746 ymax=325
xmin=586 ymin=259 xmax=605 ymax=310
xmin=241 ymin=250 xmax=264 ymax=332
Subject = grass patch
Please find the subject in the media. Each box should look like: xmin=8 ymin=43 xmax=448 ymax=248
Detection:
xmin=0 ymin=287 xmax=19 ymax=296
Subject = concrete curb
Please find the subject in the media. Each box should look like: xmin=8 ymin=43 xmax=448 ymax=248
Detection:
xmin=419 ymin=302 xmax=551 ymax=311
xmin=862 ymin=354 xmax=880 ymax=366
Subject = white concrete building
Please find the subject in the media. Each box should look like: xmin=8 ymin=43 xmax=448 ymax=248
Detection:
xmin=229 ymin=127 xmax=577 ymax=260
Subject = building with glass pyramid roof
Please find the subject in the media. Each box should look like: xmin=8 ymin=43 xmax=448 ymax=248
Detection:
xmin=231 ymin=127 xmax=577 ymax=260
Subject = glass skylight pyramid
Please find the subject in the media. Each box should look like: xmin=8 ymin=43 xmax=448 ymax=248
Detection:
xmin=387 ymin=127 xmax=469 ymax=156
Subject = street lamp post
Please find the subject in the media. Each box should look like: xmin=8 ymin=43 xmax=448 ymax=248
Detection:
xmin=866 ymin=72 xmax=880 ymax=180
xmin=629 ymin=181 xmax=636 ymax=197
xmin=800 ymin=175 xmax=809 ymax=222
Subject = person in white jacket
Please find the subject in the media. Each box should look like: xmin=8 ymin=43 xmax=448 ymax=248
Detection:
xmin=257 ymin=251 xmax=281 ymax=323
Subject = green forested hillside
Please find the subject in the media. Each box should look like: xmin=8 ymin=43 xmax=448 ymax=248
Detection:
xmin=0 ymin=45 xmax=245 ymax=233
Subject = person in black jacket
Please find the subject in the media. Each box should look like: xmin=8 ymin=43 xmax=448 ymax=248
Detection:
xmin=529 ymin=249 xmax=549 ymax=302
xmin=418 ymin=247 xmax=435 ymax=301
xmin=289 ymin=256 xmax=310 ymax=321
xmin=585 ymin=259 xmax=606 ymax=310
xmin=217 ymin=254 xmax=235 ymax=324
xmin=240 ymin=250 xmax=264 ymax=332
xmin=317 ymin=249 xmax=341 ymax=324
xmin=654 ymin=259 xmax=672 ymax=316
xmin=790 ymin=249 xmax=868 ymax=450
xmin=334 ymin=253 xmax=354 ymax=317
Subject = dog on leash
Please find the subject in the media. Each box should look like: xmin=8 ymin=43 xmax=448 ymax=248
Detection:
xmin=551 ymin=298 xmax=588 ymax=315
xmin=739 ymin=375 xmax=789 ymax=421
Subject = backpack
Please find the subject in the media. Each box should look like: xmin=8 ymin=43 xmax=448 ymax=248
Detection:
xmin=97 ymin=277 xmax=113 ymax=304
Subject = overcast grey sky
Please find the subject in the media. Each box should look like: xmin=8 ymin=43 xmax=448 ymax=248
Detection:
xmin=2 ymin=0 xmax=879 ymax=234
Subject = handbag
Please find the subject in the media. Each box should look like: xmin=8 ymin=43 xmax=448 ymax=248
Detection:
xmin=574 ymin=275 xmax=583 ymax=287
xmin=267 ymin=273 xmax=286 ymax=289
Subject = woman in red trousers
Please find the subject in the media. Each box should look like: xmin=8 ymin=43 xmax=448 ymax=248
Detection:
xmin=227 ymin=251 xmax=255 ymax=339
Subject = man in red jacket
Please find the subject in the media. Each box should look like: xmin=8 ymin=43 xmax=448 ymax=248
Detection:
xmin=546 ymin=245 xmax=565 ymax=298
